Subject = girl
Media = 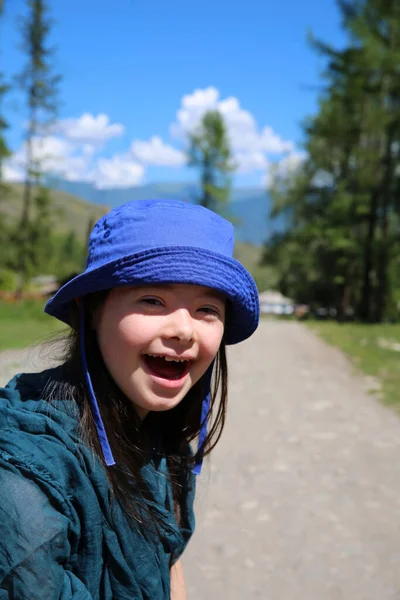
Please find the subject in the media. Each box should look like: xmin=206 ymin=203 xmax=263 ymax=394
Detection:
xmin=0 ymin=199 xmax=259 ymax=599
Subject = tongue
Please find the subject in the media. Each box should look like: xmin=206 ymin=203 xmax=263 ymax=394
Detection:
xmin=144 ymin=356 xmax=185 ymax=380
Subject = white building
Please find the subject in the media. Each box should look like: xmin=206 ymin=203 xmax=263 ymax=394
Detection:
xmin=258 ymin=290 xmax=294 ymax=315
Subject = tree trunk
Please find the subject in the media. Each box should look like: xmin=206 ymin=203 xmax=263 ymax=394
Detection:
xmin=375 ymin=206 xmax=389 ymax=322
xmin=338 ymin=277 xmax=352 ymax=321
xmin=15 ymin=100 xmax=36 ymax=298
xmin=201 ymin=157 xmax=213 ymax=210
xmin=359 ymin=188 xmax=379 ymax=322
xmin=20 ymin=115 xmax=35 ymax=228
xmin=373 ymin=65 xmax=395 ymax=322
xmin=374 ymin=132 xmax=394 ymax=322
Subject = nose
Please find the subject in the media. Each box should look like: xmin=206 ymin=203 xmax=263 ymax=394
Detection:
xmin=164 ymin=308 xmax=194 ymax=344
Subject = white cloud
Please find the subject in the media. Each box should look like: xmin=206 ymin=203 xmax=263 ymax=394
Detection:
xmin=89 ymin=154 xmax=144 ymax=189
xmin=265 ymin=151 xmax=306 ymax=188
xmin=2 ymin=163 xmax=24 ymax=182
xmin=170 ymin=87 xmax=295 ymax=173
xmin=54 ymin=113 xmax=124 ymax=145
xmin=259 ymin=126 xmax=294 ymax=154
xmin=131 ymin=135 xmax=185 ymax=166
xmin=170 ymin=87 xmax=220 ymax=138
xmin=170 ymin=86 xmax=219 ymax=139
xmin=5 ymin=135 xmax=77 ymax=180
xmin=3 ymin=133 xmax=144 ymax=189
xmin=235 ymin=151 xmax=268 ymax=173
xmin=3 ymin=110 xmax=143 ymax=189
xmin=4 ymin=101 xmax=300 ymax=189
xmin=30 ymin=136 xmax=74 ymax=169
xmin=276 ymin=151 xmax=305 ymax=175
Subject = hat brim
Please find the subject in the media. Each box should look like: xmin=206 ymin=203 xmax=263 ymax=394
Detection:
xmin=45 ymin=246 xmax=260 ymax=345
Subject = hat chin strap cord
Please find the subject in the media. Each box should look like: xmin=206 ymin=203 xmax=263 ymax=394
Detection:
xmin=80 ymin=305 xmax=116 ymax=467
xmin=192 ymin=363 xmax=213 ymax=475
xmin=79 ymin=301 xmax=211 ymax=475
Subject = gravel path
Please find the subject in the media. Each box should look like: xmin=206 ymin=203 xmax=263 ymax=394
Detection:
xmin=185 ymin=321 xmax=400 ymax=600
xmin=0 ymin=342 xmax=61 ymax=387
xmin=1 ymin=321 xmax=400 ymax=599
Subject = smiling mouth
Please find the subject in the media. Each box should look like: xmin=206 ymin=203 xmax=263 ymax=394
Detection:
xmin=142 ymin=355 xmax=192 ymax=380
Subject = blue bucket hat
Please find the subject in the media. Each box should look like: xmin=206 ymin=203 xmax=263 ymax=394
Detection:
xmin=45 ymin=199 xmax=260 ymax=472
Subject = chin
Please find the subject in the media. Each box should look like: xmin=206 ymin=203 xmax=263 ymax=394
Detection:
xmin=138 ymin=393 xmax=186 ymax=414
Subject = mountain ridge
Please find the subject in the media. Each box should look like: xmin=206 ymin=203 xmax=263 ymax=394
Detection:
xmin=50 ymin=179 xmax=283 ymax=245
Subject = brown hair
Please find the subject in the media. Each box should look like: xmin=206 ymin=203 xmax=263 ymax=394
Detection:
xmin=54 ymin=290 xmax=228 ymax=539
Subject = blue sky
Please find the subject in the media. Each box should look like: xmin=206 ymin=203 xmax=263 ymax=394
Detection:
xmin=2 ymin=0 xmax=346 ymax=188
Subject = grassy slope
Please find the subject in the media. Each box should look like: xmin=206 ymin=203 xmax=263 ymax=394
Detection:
xmin=0 ymin=185 xmax=107 ymax=349
xmin=234 ymin=242 xmax=262 ymax=270
xmin=1 ymin=183 xmax=108 ymax=238
xmin=234 ymin=242 xmax=277 ymax=292
xmin=0 ymin=300 xmax=66 ymax=351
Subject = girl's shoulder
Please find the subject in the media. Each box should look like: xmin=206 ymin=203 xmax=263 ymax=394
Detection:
xmin=2 ymin=365 xmax=77 ymax=413
xmin=0 ymin=366 xmax=109 ymax=501
xmin=1 ymin=366 xmax=83 ymax=446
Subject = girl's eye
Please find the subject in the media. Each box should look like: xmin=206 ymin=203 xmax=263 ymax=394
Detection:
xmin=199 ymin=306 xmax=219 ymax=317
xmin=140 ymin=297 xmax=163 ymax=306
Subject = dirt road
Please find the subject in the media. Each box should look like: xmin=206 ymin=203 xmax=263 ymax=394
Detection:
xmin=1 ymin=321 xmax=400 ymax=599
xmin=184 ymin=321 xmax=400 ymax=600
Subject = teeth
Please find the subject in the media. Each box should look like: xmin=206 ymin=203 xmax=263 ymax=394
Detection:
xmin=165 ymin=356 xmax=186 ymax=363
xmin=148 ymin=354 xmax=188 ymax=363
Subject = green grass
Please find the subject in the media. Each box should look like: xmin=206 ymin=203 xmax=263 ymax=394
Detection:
xmin=0 ymin=300 xmax=66 ymax=351
xmin=307 ymin=321 xmax=400 ymax=408
xmin=1 ymin=183 xmax=107 ymax=239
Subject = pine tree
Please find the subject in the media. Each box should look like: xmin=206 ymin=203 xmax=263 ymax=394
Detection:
xmin=18 ymin=0 xmax=60 ymax=225
xmin=16 ymin=0 xmax=60 ymax=289
xmin=188 ymin=110 xmax=234 ymax=215
xmin=0 ymin=0 xmax=10 ymax=203
xmin=264 ymin=0 xmax=400 ymax=322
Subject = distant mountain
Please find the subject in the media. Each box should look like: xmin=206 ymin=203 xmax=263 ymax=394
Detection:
xmin=49 ymin=180 xmax=285 ymax=245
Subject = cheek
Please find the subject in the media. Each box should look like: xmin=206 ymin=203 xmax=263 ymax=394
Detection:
xmin=116 ymin=316 xmax=150 ymax=347
xmin=199 ymin=322 xmax=225 ymax=359
xmin=97 ymin=319 xmax=134 ymax=373
xmin=101 ymin=314 xmax=154 ymax=352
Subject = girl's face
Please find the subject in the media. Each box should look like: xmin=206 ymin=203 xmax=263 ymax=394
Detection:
xmin=95 ymin=283 xmax=226 ymax=418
